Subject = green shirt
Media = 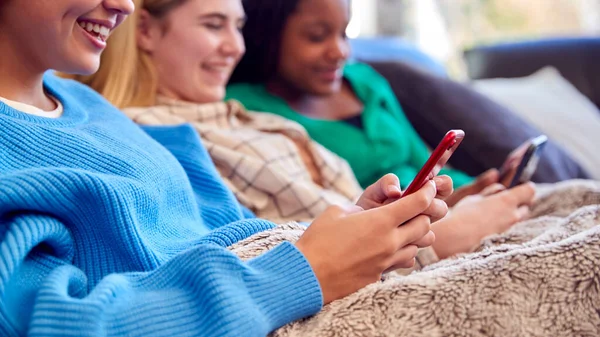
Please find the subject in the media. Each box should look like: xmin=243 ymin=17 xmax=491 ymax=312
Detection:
xmin=226 ymin=62 xmax=473 ymax=189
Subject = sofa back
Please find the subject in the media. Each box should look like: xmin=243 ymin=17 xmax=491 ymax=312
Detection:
xmin=464 ymin=38 xmax=600 ymax=108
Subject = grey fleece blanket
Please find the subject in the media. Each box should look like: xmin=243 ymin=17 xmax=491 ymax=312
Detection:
xmin=229 ymin=180 xmax=600 ymax=337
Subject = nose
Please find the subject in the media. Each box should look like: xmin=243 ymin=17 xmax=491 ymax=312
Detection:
xmin=221 ymin=28 xmax=246 ymax=59
xmin=103 ymin=0 xmax=135 ymax=15
xmin=327 ymin=36 xmax=350 ymax=62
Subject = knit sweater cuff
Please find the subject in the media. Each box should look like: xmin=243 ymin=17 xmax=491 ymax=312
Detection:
xmin=246 ymin=242 xmax=323 ymax=330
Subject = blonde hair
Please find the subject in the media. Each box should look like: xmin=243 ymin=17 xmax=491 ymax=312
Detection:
xmin=61 ymin=0 xmax=187 ymax=108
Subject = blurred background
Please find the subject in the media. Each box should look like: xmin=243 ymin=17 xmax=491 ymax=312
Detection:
xmin=348 ymin=0 xmax=600 ymax=77
xmin=343 ymin=0 xmax=600 ymax=182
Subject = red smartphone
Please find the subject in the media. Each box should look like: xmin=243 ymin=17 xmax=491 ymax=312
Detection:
xmin=401 ymin=130 xmax=465 ymax=198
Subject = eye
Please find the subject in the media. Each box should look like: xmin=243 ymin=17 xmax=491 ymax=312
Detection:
xmin=204 ymin=23 xmax=224 ymax=31
xmin=308 ymin=36 xmax=324 ymax=43
xmin=307 ymin=33 xmax=327 ymax=43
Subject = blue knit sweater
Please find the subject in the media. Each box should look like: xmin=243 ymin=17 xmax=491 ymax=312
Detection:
xmin=0 ymin=74 xmax=322 ymax=336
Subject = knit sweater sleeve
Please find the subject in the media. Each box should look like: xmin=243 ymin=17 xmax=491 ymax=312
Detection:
xmin=1 ymin=213 xmax=322 ymax=337
xmin=0 ymin=76 xmax=322 ymax=336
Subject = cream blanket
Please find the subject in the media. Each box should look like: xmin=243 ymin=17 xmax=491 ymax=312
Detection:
xmin=230 ymin=180 xmax=600 ymax=336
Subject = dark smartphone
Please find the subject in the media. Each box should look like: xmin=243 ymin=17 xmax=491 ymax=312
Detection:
xmin=402 ymin=130 xmax=465 ymax=198
xmin=499 ymin=135 xmax=548 ymax=188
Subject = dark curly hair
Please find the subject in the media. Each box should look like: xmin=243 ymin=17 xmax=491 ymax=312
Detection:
xmin=229 ymin=0 xmax=303 ymax=84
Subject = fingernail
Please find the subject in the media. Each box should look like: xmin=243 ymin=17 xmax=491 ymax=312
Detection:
xmin=387 ymin=185 xmax=401 ymax=195
xmin=430 ymin=179 xmax=436 ymax=189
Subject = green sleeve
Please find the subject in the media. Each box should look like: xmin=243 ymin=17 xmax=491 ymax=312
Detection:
xmin=225 ymin=84 xmax=265 ymax=111
xmin=361 ymin=64 xmax=474 ymax=189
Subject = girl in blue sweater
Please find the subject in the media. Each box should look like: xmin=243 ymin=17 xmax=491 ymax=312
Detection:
xmin=0 ymin=0 xmax=452 ymax=336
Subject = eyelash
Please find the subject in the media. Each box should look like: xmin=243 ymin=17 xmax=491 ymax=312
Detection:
xmin=204 ymin=23 xmax=224 ymax=31
xmin=308 ymin=32 xmax=347 ymax=43
xmin=308 ymin=35 xmax=326 ymax=43
xmin=203 ymin=23 xmax=244 ymax=32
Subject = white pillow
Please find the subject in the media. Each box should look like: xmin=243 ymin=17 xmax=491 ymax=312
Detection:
xmin=471 ymin=67 xmax=600 ymax=180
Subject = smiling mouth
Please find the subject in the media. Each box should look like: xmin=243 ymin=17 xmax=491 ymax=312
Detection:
xmin=77 ymin=20 xmax=111 ymax=42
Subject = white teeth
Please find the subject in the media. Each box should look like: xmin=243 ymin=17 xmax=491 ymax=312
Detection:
xmin=78 ymin=21 xmax=111 ymax=41
xmin=99 ymin=26 xmax=110 ymax=37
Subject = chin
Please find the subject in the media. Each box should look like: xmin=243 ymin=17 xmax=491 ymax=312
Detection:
xmin=61 ymin=58 xmax=101 ymax=76
xmin=315 ymin=80 xmax=343 ymax=96
xmin=206 ymin=87 xmax=226 ymax=102
xmin=311 ymin=85 xmax=338 ymax=97
xmin=78 ymin=60 xmax=101 ymax=76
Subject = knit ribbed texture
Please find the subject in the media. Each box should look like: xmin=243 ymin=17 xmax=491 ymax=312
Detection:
xmin=0 ymin=74 xmax=323 ymax=336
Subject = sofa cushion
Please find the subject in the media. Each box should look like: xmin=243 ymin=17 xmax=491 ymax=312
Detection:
xmin=367 ymin=60 xmax=590 ymax=182
xmin=473 ymin=67 xmax=600 ymax=179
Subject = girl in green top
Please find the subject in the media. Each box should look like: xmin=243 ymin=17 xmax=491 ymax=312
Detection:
xmin=227 ymin=0 xmax=500 ymax=206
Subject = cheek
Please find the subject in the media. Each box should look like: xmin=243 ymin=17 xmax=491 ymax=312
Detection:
xmin=155 ymin=33 xmax=203 ymax=76
xmin=282 ymin=49 xmax=320 ymax=78
xmin=171 ymin=31 xmax=215 ymax=68
xmin=52 ymin=24 xmax=101 ymax=74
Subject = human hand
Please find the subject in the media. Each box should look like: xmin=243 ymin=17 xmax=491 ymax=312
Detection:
xmin=356 ymin=174 xmax=453 ymax=211
xmin=444 ymin=168 xmax=500 ymax=207
xmin=431 ymin=182 xmax=535 ymax=259
xmin=297 ymin=180 xmax=447 ymax=304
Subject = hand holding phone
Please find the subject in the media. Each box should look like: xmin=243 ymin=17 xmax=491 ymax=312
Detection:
xmin=402 ymin=130 xmax=465 ymax=198
xmin=499 ymin=135 xmax=548 ymax=188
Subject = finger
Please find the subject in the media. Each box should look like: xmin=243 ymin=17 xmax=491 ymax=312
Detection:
xmin=363 ymin=173 xmax=401 ymax=204
xmin=344 ymin=204 xmax=365 ymax=214
xmin=497 ymin=205 xmax=530 ymax=233
xmin=477 ymin=168 xmax=500 ymax=186
xmin=384 ymin=245 xmax=418 ymax=272
xmin=480 ymin=183 xmax=506 ymax=196
xmin=396 ymin=215 xmax=432 ymax=247
xmin=411 ymin=230 xmax=435 ymax=248
xmin=500 ymin=167 xmax=517 ymax=188
xmin=432 ymin=175 xmax=453 ymax=199
xmin=516 ymin=205 xmax=531 ymax=222
xmin=381 ymin=174 xmax=402 ymax=199
xmin=373 ymin=180 xmax=437 ymax=226
xmin=508 ymin=182 xmax=536 ymax=205
xmin=422 ymin=198 xmax=448 ymax=223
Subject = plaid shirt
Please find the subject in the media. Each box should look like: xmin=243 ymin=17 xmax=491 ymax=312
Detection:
xmin=125 ymin=97 xmax=362 ymax=222
xmin=123 ymin=97 xmax=438 ymax=270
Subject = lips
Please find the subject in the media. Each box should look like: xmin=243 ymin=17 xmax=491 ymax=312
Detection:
xmin=74 ymin=17 xmax=117 ymax=50
xmin=201 ymin=64 xmax=235 ymax=83
xmin=316 ymin=67 xmax=343 ymax=82
xmin=76 ymin=19 xmax=113 ymax=42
